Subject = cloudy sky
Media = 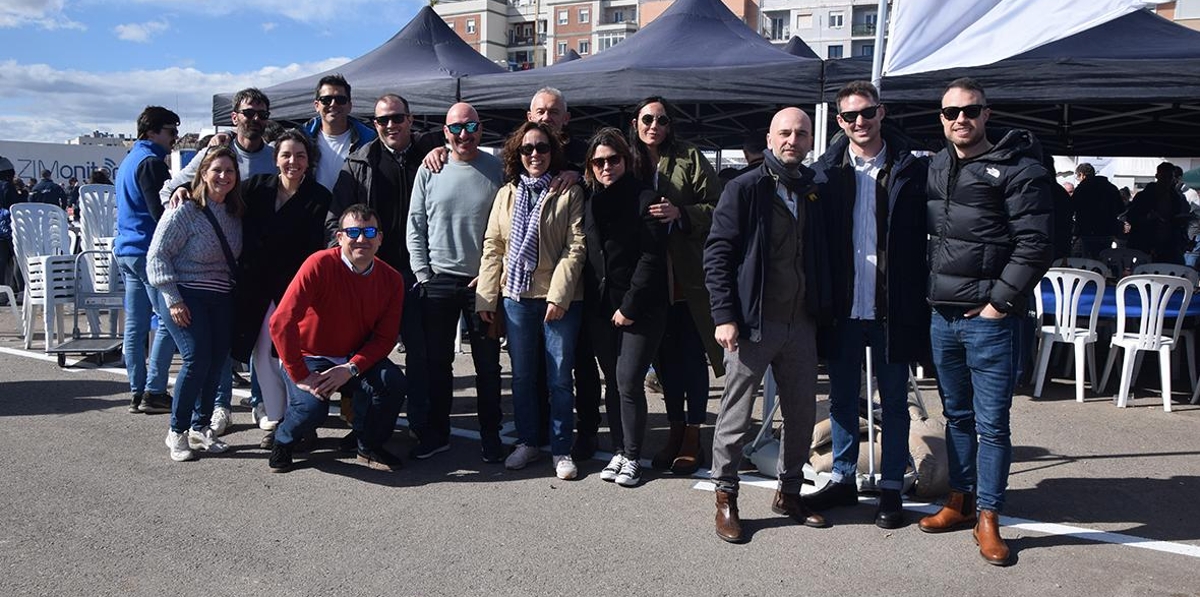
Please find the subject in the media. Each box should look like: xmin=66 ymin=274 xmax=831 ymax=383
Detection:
xmin=0 ymin=0 xmax=427 ymax=143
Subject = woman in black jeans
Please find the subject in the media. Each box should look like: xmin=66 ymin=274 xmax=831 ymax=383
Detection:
xmin=582 ymin=128 xmax=668 ymax=487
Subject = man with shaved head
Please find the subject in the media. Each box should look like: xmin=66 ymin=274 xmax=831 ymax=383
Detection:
xmin=407 ymin=102 xmax=506 ymax=463
xmin=704 ymin=107 xmax=834 ymax=543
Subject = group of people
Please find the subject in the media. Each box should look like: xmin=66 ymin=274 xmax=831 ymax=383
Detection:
xmin=107 ymin=73 xmax=1056 ymax=566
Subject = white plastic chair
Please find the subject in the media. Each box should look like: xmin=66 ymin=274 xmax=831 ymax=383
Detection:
xmin=1099 ymin=247 xmax=1152 ymax=278
xmin=77 ymin=184 xmax=121 ymax=333
xmin=1062 ymin=257 xmax=1109 ymax=278
xmin=1033 ymin=268 xmax=1106 ymax=402
xmin=11 ymin=203 xmax=76 ymax=351
xmin=1133 ymin=262 xmax=1199 ymax=392
xmin=1098 ymin=274 xmax=1193 ymax=412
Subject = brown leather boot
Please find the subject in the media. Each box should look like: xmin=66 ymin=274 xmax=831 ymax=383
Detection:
xmin=918 ymin=491 xmax=977 ymax=533
xmin=771 ymin=491 xmax=828 ymax=528
xmin=652 ymin=422 xmax=685 ymax=470
xmin=974 ymin=510 xmax=1011 ymax=566
xmin=671 ymin=424 xmax=703 ymax=475
xmin=715 ymin=490 xmax=744 ymax=543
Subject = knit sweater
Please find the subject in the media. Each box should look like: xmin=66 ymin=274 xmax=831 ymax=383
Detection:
xmin=147 ymin=201 xmax=243 ymax=306
xmin=270 ymin=247 xmax=405 ymax=383
xmin=407 ymin=153 xmax=504 ymax=282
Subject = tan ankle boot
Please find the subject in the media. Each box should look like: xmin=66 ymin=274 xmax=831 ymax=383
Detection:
xmin=918 ymin=490 xmax=977 ymax=533
xmin=671 ymin=424 xmax=703 ymax=475
xmin=974 ymin=510 xmax=1011 ymax=566
xmin=652 ymin=422 xmax=685 ymax=470
xmin=715 ymin=490 xmax=743 ymax=543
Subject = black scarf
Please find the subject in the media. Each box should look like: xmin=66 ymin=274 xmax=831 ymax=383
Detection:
xmin=762 ymin=148 xmax=815 ymax=196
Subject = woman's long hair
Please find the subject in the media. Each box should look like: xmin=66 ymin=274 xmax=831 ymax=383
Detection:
xmin=501 ymin=121 xmax=566 ymax=183
xmin=188 ymin=146 xmax=244 ymax=217
xmin=627 ymin=96 xmax=678 ymax=183
xmin=583 ymin=127 xmax=635 ymax=189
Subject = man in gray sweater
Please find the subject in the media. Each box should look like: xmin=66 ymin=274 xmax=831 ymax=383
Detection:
xmin=407 ymin=102 xmax=505 ymax=463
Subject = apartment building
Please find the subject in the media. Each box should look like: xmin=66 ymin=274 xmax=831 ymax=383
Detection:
xmin=759 ymin=0 xmax=883 ymax=59
xmin=1157 ymin=0 xmax=1200 ymax=31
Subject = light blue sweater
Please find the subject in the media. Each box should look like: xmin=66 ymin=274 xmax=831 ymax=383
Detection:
xmin=407 ymin=153 xmax=504 ymax=282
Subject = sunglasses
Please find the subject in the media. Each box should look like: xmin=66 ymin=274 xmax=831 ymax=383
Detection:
xmin=518 ymin=142 xmax=551 ymax=156
xmin=590 ymin=155 xmax=622 ymax=169
xmin=640 ymin=114 xmax=671 ymax=127
xmin=940 ymin=104 xmax=986 ymax=120
xmin=317 ymin=95 xmax=350 ymax=106
xmin=837 ymin=105 xmax=881 ymax=122
xmin=446 ymin=121 xmax=481 ymax=135
xmin=340 ymin=226 xmax=379 ymax=240
xmin=237 ymin=108 xmax=271 ymax=120
xmin=373 ymin=113 xmax=409 ymax=126
xmin=161 ymin=126 xmax=179 ymax=137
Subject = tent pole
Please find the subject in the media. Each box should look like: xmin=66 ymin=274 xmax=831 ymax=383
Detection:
xmin=814 ymin=102 xmax=828 ymax=159
xmin=870 ymin=0 xmax=889 ymax=92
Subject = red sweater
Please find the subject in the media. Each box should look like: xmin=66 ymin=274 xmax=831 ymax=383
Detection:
xmin=270 ymin=247 xmax=405 ymax=383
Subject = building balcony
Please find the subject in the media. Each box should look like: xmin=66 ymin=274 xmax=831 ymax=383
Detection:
xmin=508 ymin=33 xmax=547 ymax=46
xmin=852 ymin=23 xmax=876 ymax=37
xmin=595 ymin=20 xmax=638 ymax=31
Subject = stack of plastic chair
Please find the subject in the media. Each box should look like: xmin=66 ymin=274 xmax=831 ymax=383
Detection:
xmin=78 ymin=184 xmax=121 ymax=335
xmin=1098 ymin=274 xmax=1193 ymax=412
xmin=1133 ymin=262 xmax=1199 ymax=393
xmin=11 ymin=203 xmax=76 ymax=351
xmin=1033 ymin=268 xmax=1105 ymax=403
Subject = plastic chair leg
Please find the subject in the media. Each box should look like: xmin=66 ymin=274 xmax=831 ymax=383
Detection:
xmin=1159 ymin=346 xmax=1173 ymax=412
xmin=1033 ymin=335 xmax=1054 ymax=398
xmin=1073 ymin=340 xmax=1087 ymax=403
xmin=1116 ymin=349 xmax=1138 ymax=408
xmin=1099 ymin=343 xmax=1119 ymax=392
xmin=1086 ymin=342 xmax=1099 ymax=398
xmin=1186 ymin=334 xmax=1197 ymax=395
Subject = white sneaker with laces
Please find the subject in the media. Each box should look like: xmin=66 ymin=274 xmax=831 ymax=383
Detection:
xmin=504 ymin=444 xmax=541 ymax=470
xmin=553 ymin=455 xmax=578 ymax=480
xmin=615 ymin=458 xmax=641 ymax=487
xmin=188 ymin=427 xmax=229 ymax=454
xmin=210 ymin=406 xmax=231 ymax=436
xmin=251 ymin=403 xmax=266 ymax=426
xmin=165 ymin=430 xmax=196 ymax=462
xmin=600 ymin=454 xmax=625 ymax=482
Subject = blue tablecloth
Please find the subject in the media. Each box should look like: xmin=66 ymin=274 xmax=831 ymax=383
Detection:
xmin=1039 ymin=282 xmax=1200 ymax=319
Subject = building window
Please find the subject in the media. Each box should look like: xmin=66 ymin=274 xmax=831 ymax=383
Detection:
xmin=579 ymin=40 xmax=591 ymax=54
xmin=558 ymin=10 xmax=568 ymax=25
xmin=861 ymin=44 xmax=874 ymax=57
xmin=796 ymin=13 xmax=812 ymax=29
xmin=611 ymin=10 xmax=625 ymax=23
xmin=768 ymin=16 xmax=786 ymax=40
xmin=557 ymin=41 xmax=567 ymax=56
xmin=866 ymin=12 xmax=878 ymax=26
xmin=579 ymin=9 xmax=590 ymax=23
xmin=827 ymin=44 xmax=843 ymax=59
xmin=829 ymin=11 xmax=844 ymax=28
xmin=466 ymin=19 xmax=476 ymax=34
xmin=598 ymin=32 xmax=624 ymax=50
xmin=448 ymin=20 xmax=455 ymax=29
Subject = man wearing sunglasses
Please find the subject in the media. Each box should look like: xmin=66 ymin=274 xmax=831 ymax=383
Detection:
xmin=330 ymin=92 xmax=442 ymax=454
xmin=919 ymin=78 xmax=1053 ymax=567
xmin=407 ymin=102 xmax=505 ymax=462
xmin=806 ymin=80 xmax=931 ymax=530
xmin=303 ymin=74 xmax=377 ymax=191
xmin=268 ymin=204 xmax=406 ymax=473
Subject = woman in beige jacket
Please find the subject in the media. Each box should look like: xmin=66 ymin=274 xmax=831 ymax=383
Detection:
xmin=477 ymin=121 xmax=586 ymax=480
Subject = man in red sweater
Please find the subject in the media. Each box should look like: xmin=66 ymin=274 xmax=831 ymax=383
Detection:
xmin=268 ymin=203 xmax=407 ymax=472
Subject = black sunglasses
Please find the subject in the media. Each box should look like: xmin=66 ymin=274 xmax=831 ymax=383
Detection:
xmin=518 ymin=142 xmax=551 ymax=156
xmin=237 ymin=108 xmax=271 ymax=120
xmin=340 ymin=226 xmax=379 ymax=240
xmin=446 ymin=121 xmax=481 ymax=135
xmin=373 ymin=113 xmax=409 ymax=126
xmin=837 ymin=105 xmax=881 ymax=122
xmin=317 ymin=95 xmax=350 ymax=106
xmin=940 ymin=104 xmax=986 ymax=120
xmin=640 ymin=114 xmax=671 ymax=126
xmin=590 ymin=155 xmax=622 ymax=169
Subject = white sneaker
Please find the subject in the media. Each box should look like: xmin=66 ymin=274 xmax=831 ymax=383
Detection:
xmin=553 ymin=455 xmax=578 ymax=480
xmin=165 ymin=430 xmax=196 ymax=462
xmin=251 ymin=402 xmax=266 ymax=426
xmin=615 ymin=458 xmax=641 ymax=487
xmin=188 ymin=427 xmax=229 ymax=454
xmin=258 ymin=413 xmax=278 ymax=431
xmin=504 ymin=444 xmax=541 ymax=470
xmin=600 ymin=454 xmax=626 ymax=482
xmin=210 ymin=406 xmax=231 ymax=436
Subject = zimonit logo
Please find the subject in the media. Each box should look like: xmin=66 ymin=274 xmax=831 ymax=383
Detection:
xmin=16 ymin=158 xmax=119 ymax=180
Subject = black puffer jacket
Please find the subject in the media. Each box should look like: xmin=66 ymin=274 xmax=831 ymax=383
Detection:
xmin=926 ymin=128 xmax=1054 ymax=313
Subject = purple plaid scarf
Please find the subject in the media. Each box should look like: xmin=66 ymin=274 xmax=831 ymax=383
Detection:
xmin=504 ymin=173 xmax=553 ymax=298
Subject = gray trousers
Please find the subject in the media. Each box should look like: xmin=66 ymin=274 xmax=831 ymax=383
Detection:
xmin=710 ymin=316 xmax=817 ymax=495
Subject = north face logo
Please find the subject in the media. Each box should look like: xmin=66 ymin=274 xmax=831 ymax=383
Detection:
xmin=986 ymin=167 xmax=1000 ymax=178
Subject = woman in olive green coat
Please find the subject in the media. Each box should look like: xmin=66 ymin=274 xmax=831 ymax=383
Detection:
xmin=628 ymin=96 xmax=723 ymax=476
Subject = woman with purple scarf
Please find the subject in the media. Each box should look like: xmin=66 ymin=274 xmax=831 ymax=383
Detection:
xmin=477 ymin=122 xmax=586 ymax=480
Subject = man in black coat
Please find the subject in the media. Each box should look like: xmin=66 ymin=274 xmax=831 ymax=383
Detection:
xmin=806 ymin=81 xmax=929 ymax=529
xmin=1072 ymin=162 xmax=1124 ymax=258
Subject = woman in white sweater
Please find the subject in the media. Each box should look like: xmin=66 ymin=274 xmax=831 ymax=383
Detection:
xmin=148 ymin=147 xmax=244 ymax=462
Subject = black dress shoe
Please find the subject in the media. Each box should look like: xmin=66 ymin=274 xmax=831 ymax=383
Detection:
xmin=805 ymin=481 xmax=858 ymax=511
xmin=875 ymin=489 xmax=905 ymax=529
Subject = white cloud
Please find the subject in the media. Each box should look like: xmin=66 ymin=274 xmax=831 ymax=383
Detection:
xmin=115 ymin=0 xmax=416 ymax=25
xmin=0 ymin=0 xmax=84 ymax=29
xmin=0 ymin=57 xmax=350 ymax=143
xmin=114 ymin=19 xmax=169 ymax=43
xmin=262 ymin=22 xmax=277 ymax=32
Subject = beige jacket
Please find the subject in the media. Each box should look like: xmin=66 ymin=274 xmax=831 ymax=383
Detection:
xmin=476 ymin=181 xmax=586 ymax=312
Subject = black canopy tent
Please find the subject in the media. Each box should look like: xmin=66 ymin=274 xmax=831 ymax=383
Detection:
xmin=459 ymin=0 xmax=825 ymax=149
xmin=782 ymin=36 xmax=821 ymax=60
xmin=210 ymin=6 xmax=505 ymax=126
xmin=823 ymin=10 xmax=1200 ymax=156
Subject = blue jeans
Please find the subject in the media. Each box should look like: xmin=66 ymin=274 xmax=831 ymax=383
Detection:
xmin=116 ymin=255 xmax=176 ymax=395
xmin=826 ymin=319 xmax=911 ymax=491
xmin=505 ymin=298 xmax=581 ymax=456
xmin=930 ymin=308 xmax=1019 ymax=513
xmin=159 ymin=287 xmax=232 ymax=434
xmin=275 ymin=356 xmax=406 ymax=451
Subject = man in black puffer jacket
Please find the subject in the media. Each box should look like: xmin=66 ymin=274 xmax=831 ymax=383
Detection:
xmin=916 ymin=78 xmax=1053 ymax=568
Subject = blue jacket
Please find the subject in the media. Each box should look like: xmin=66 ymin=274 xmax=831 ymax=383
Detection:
xmin=114 ymin=140 xmax=169 ymax=257
xmin=302 ymin=116 xmax=377 ymax=153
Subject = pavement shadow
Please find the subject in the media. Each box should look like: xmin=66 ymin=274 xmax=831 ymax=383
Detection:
xmin=0 ymin=379 xmax=129 ymax=416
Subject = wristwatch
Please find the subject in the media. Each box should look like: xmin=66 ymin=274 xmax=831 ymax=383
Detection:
xmin=347 ymin=362 xmax=360 ymax=378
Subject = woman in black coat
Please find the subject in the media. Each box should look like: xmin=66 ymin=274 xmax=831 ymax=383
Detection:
xmin=232 ymin=129 xmax=331 ymax=443
xmin=582 ymin=128 xmax=668 ymax=487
